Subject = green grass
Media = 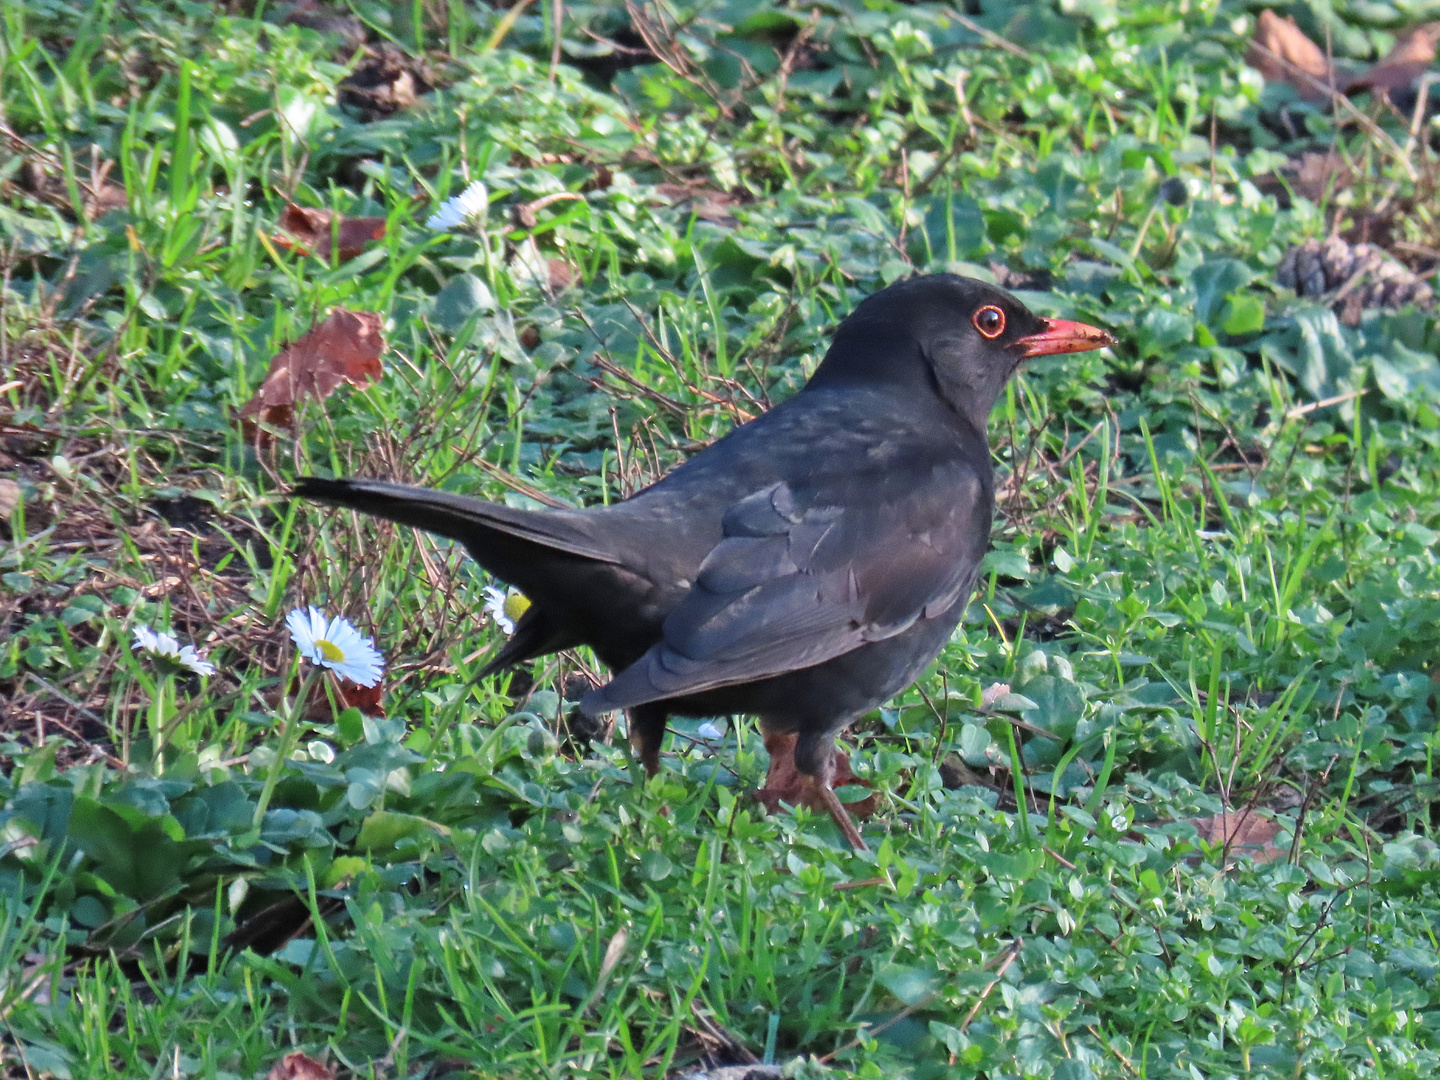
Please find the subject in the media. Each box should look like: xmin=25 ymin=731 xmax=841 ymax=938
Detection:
xmin=3 ymin=0 xmax=1440 ymax=1075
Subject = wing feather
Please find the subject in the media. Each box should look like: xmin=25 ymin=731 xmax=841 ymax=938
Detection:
xmin=588 ymin=457 xmax=990 ymax=711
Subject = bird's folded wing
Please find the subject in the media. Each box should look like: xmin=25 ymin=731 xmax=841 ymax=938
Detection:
xmin=590 ymin=463 xmax=988 ymax=710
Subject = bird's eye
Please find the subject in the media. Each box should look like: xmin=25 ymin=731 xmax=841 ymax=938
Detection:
xmin=973 ymin=306 xmax=1006 ymax=339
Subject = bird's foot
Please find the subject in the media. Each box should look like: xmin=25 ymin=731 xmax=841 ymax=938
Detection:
xmin=807 ymin=776 xmax=869 ymax=852
xmin=756 ymin=732 xmax=872 ymax=851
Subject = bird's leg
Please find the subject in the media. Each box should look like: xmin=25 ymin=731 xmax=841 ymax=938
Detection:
xmin=626 ymin=703 xmax=668 ymax=779
xmin=795 ymin=732 xmax=869 ymax=852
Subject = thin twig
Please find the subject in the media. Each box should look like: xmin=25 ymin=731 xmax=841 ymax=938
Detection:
xmin=1285 ymin=389 xmax=1365 ymax=420
xmin=958 ymin=938 xmax=1023 ymax=1033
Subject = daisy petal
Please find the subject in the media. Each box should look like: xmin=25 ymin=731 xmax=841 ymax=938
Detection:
xmin=483 ymin=586 xmax=516 ymax=635
xmin=426 ymin=180 xmax=489 ymax=232
xmin=177 ymin=646 xmax=217 ymax=677
xmin=132 ymin=624 xmax=217 ymax=674
xmin=285 ymin=606 xmax=386 ymax=687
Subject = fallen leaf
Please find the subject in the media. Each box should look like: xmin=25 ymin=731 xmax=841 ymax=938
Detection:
xmin=328 ymin=677 xmax=385 ymax=719
xmin=265 ymin=1051 xmax=334 ymax=1080
xmin=755 ymin=731 xmax=878 ymax=821
xmin=1185 ymin=809 xmax=1286 ymax=865
xmin=274 ymin=203 xmax=386 ymax=263
xmin=547 ymin=258 xmax=580 ymax=292
xmin=1346 ymin=22 xmax=1440 ymax=100
xmin=1289 ymin=151 xmax=1354 ymax=202
xmin=239 ymin=309 xmax=385 ymax=442
xmin=655 ymin=182 xmax=742 ymax=225
xmin=1246 ymin=10 xmax=1334 ymax=101
xmin=0 ymin=478 xmax=19 ymax=521
xmin=275 ymin=671 xmax=386 ymax=719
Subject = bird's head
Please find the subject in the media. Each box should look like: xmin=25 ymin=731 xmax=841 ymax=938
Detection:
xmin=810 ymin=274 xmax=1115 ymax=431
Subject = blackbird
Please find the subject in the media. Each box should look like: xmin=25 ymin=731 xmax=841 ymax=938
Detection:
xmin=294 ymin=274 xmax=1114 ymax=848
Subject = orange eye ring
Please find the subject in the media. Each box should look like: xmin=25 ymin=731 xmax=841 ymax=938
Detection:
xmin=973 ymin=305 xmax=1006 ymax=339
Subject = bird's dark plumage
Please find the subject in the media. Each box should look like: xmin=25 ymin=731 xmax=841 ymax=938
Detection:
xmin=293 ymin=274 xmax=1114 ymax=848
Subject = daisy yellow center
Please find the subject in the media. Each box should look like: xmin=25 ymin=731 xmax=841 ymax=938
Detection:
xmin=504 ymin=592 xmax=531 ymax=622
xmin=316 ymin=638 xmax=346 ymax=662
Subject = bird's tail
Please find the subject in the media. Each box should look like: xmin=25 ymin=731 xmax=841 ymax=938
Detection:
xmin=292 ymin=477 xmax=621 ymax=565
xmin=294 ymin=477 xmax=612 ymax=677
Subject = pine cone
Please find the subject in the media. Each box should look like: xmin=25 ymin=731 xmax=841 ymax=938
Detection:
xmin=1276 ymin=237 xmax=1433 ymax=324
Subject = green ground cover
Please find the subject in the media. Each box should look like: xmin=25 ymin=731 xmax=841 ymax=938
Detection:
xmin=3 ymin=0 xmax=1440 ymax=1075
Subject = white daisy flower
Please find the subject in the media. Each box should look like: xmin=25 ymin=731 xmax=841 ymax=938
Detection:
xmin=697 ymin=721 xmax=724 ymax=740
xmin=426 ymin=180 xmax=488 ymax=231
xmin=483 ymin=586 xmax=530 ymax=635
xmin=131 ymin=625 xmax=217 ymax=676
xmin=285 ymin=606 xmax=385 ymax=687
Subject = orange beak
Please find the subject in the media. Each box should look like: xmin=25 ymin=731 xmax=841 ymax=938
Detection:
xmin=1014 ymin=317 xmax=1115 ymax=358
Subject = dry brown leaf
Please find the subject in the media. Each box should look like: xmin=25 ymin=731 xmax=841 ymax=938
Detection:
xmin=1290 ymin=151 xmax=1355 ymax=201
xmin=0 ymin=478 xmax=19 ymax=522
xmin=1186 ymin=809 xmax=1287 ymax=865
xmin=322 ymin=677 xmax=385 ymax=719
xmin=265 ymin=1052 xmax=334 ymax=1080
xmin=547 ymin=258 xmax=581 ymax=293
xmin=1346 ymin=22 xmax=1440 ymax=98
xmin=1247 ymin=10 xmax=1334 ymax=101
xmin=271 ymin=671 xmax=386 ymax=720
xmin=239 ymin=309 xmax=385 ymax=442
xmin=655 ymin=182 xmax=742 ymax=225
xmin=274 ymin=203 xmax=386 ymax=263
xmin=755 ymin=731 xmax=878 ymax=821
